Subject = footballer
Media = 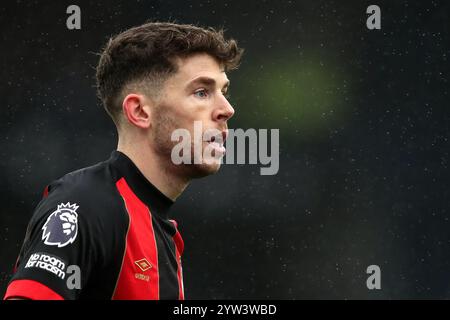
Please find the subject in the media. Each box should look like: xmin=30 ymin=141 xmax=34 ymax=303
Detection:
xmin=4 ymin=22 xmax=243 ymax=300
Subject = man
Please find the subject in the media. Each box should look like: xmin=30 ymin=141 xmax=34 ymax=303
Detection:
xmin=4 ymin=22 xmax=243 ymax=300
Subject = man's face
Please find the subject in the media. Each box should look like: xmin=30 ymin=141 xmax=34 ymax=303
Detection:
xmin=151 ymin=53 xmax=235 ymax=178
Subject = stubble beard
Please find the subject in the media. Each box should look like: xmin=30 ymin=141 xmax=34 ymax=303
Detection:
xmin=152 ymin=104 xmax=221 ymax=180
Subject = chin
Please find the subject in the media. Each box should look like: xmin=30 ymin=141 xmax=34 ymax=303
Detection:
xmin=188 ymin=161 xmax=222 ymax=179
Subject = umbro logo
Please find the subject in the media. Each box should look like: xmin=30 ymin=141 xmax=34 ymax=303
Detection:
xmin=135 ymin=258 xmax=152 ymax=272
xmin=134 ymin=258 xmax=152 ymax=282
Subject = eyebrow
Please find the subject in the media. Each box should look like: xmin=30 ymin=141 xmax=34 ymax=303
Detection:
xmin=186 ymin=76 xmax=230 ymax=91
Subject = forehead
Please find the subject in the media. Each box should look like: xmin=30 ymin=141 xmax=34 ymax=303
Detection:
xmin=171 ymin=53 xmax=229 ymax=85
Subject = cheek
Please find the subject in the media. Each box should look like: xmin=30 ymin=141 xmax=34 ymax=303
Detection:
xmin=176 ymin=95 xmax=211 ymax=119
xmin=159 ymin=95 xmax=212 ymax=134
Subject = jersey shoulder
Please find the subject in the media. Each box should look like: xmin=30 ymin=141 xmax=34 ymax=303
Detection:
xmin=26 ymin=158 xmax=128 ymax=256
xmin=43 ymin=158 xmax=124 ymax=222
xmin=7 ymin=159 xmax=129 ymax=300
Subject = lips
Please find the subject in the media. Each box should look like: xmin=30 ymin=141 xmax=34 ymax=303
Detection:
xmin=204 ymin=130 xmax=227 ymax=155
xmin=205 ymin=138 xmax=225 ymax=154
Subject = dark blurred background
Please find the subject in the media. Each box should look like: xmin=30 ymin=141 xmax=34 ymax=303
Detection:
xmin=0 ymin=0 xmax=449 ymax=299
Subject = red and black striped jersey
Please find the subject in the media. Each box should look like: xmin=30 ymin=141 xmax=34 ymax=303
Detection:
xmin=4 ymin=151 xmax=184 ymax=300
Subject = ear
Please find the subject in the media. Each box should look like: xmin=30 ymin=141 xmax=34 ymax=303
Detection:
xmin=122 ymin=94 xmax=152 ymax=129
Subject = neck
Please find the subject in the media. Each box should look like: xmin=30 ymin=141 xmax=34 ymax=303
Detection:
xmin=117 ymin=137 xmax=189 ymax=201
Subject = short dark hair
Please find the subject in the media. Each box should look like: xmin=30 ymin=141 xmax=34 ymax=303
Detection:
xmin=96 ymin=22 xmax=244 ymax=126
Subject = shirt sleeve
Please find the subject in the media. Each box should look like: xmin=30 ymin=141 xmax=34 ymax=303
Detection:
xmin=4 ymin=183 xmax=99 ymax=300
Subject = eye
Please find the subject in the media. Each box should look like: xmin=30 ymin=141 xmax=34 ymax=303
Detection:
xmin=194 ymin=89 xmax=209 ymax=99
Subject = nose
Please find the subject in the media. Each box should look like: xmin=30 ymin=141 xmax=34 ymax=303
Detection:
xmin=213 ymin=94 xmax=235 ymax=123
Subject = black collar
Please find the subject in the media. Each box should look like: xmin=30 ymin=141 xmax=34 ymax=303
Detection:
xmin=109 ymin=150 xmax=174 ymax=219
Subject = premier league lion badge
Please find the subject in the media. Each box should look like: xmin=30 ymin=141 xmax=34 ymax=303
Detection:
xmin=42 ymin=202 xmax=79 ymax=247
